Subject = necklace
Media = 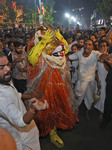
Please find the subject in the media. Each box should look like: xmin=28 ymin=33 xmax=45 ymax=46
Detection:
xmin=42 ymin=52 xmax=66 ymax=69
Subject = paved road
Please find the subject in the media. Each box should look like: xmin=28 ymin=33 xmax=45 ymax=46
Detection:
xmin=40 ymin=103 xmax=112 ymax=150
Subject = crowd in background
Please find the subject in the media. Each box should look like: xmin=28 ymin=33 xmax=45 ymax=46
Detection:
xmin=0 ymin=24 xmax=112 ymax=149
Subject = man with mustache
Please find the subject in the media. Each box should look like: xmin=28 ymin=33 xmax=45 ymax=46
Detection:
xmin=12 ymin=41 xmax=27 ymax=93
xmin=67 ymin=39 xmax=101 ymax=119
xmin=0 ymin=51 xmax=49 ymax=150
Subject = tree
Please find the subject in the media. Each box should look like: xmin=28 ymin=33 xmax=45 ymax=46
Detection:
xmin=3 ymin=0 xmax=22 ymax=23
xmin=22 ymin=6 xmax=34 ymax=24
xmin=1 ymin=0 xmax=55 ymax=25
xmin=96 ymin=0 xmax=112 ymax=25
xmin=0 ymin=1 xmax=5 ymax=16
xmin=43 ymin=0 xmax=55 ymax=25
xmin=18 ymin=0 xmax=34 ymax=24
xmin=21 ymin=0 xmax=55 ymax=25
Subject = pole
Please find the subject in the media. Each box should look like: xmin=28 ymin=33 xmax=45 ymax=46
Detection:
xmin=39 ymin=0 xmax=43 ymax=25
xmin=39 ymin=0 xmax=42 ymax=15
xmin=68 ymin=0 xmax=70 ymax=30
xmin=34 ymin=0 xmax=37 ymax=23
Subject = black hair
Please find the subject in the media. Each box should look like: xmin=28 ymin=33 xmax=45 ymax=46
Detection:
xmin=100 ymin=35 xmax=106 ymax=41
xmin=64 ymin=33 xmax=73 ymax=40
xmin=100 ymin=27 xmax=106 ymax=31
xmin=84 ymin=38 xmax=93 ymax=45
xmin=77 ymin=36 xmax=84 ymax=41
xmin=93 ymin=41 xmax=99 ymax=50
xmin=8 ymin=41 xmax=14 ymax=47
xmin=71 ymin=43 xmax=79 ymax=50
xmin=0 ymin=38 xmax=3 ymax=42
xmin=76 ymin=31 xmax=82 ymax=35
xmin=4 ymin=34 xmax=12 ymax=39
xmin=90 ymin=34 xmax=96 ymax=39
xmin=98 ymin=40 xmax=109 ymax=47
xmin=25 ymin=36 xmax=31 ymax=40
xmin=14 ymin=41 xmax=23 ymax=48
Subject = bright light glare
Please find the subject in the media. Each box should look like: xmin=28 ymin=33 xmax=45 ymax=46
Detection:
xmin=65 ymin=13 xmax=70 ymax=18
xmin=77 ymin=22 xmax=82 ymax=26
xmin=73 ymin=18 xmax=76 ymax=22
xmin=71 ymin=16 xmax=76 ymax=22
xmin=71 ymin=16 xmax=74 ymax=20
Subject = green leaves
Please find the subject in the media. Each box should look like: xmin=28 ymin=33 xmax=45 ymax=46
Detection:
xmin=2 ymin=0 xmax=55 ymax=25
xmin=96 ymin=0 xmax=112 ymax=24
xmin=43 ymin=0 xmax=55 ymax=25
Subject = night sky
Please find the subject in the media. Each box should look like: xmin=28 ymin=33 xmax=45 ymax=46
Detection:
xmin=54 ymin=0 xmax=101 ymax=27
xmin=21 ymin=0 xmax=102 ymax=28
xmin=54 ymin=0 xmax=98 ymax=9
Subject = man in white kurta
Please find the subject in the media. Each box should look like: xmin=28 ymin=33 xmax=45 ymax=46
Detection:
xmin=94 ymin=62 xmax=108 ymax=113
xmin=0 ymin=83 xmax=40 ymax=150
xmin=0 ymin=52 xmax=48 ymax=150
xmin=68 ymin=39 xmax=101 ymax=110
xmin=94 ymin=40 xmax=109 ymax=115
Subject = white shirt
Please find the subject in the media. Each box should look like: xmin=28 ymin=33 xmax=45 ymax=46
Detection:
xmin=0 ymin=82 xmax=40 ymax=150
xmin=69 ymin=49 xmax=101 ymax=81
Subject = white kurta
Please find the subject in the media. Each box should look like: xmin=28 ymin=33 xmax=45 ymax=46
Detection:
xmin=71 ymin=60 xmax=78 ymax=84
xmin=94 ymin=62 xmax=108 ymax=113
xmin=69 ymin=49 xmax=101 ymax=109
xmin=0 ymin=82 xmax=40 ymax=150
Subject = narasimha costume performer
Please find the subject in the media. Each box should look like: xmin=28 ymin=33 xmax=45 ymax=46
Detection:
xmin=26 ymin=28 xmax=78 ymax=148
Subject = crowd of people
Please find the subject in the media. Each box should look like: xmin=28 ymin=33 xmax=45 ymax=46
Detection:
xmin=0 ymin=24 xmax=112 ymax=150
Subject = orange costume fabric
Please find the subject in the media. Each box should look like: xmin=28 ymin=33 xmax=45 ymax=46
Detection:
xmin=27 ymin=55 xmax=78 ymax=137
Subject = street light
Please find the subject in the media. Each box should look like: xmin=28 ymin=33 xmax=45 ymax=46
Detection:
xmin=65 ymin=13 xmax=71 ymax=29
xmin=72 ymin=7 xmax=84 ymax=12
xmin=71 ymin=16 xmax=74 ymax=20
xmin=38 ymin=0 xmax=43 ymax=25
xmin=77 ymin=21 xmax=81 ymax=26
xmin=39 ymin=0 xmax=42 ymax=15
xmin=65 ymin=13 xmax=79 ymax=29
xmin=65 ymin=13 xmax=70 ymax=18
xmin=71 ymin=16 xmax=76 ymax=22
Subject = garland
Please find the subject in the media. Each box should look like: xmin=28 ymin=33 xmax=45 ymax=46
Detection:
xmin=42 ymin=52 xmax=66 ymax=69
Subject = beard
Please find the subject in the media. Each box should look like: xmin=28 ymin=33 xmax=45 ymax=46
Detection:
xmin=15 ymin=50 xmax=22 ymax=54
xmin=0 ymin=71 xmax=12 ymax=83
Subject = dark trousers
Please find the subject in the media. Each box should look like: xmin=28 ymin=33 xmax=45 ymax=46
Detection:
xmin=13 ymin=78 xmax=27 ymax=94
xmin=103 ymin=69 xmax=112 ymax=123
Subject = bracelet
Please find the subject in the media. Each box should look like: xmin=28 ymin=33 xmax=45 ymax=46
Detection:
xmin=29 ymin=108 xmax=37 ymax=114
